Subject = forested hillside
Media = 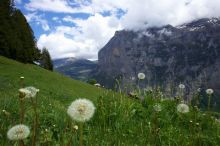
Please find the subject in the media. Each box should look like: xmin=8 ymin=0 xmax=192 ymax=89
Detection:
xmin=0 ymin=0 xmax=40 ymax=63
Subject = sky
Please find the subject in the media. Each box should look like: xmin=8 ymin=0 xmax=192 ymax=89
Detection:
xmin=15 ymin=0 xmax=220 ymax=60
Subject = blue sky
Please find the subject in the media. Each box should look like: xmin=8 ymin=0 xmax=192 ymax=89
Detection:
xmin=15 ymin=0 xmax=220 ymax=60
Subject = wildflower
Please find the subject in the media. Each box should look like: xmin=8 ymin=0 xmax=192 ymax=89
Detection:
xmin=67 ymin=98 xmax=95 ymax=122
xmin=131 ymin=76 xmax=135 ymax=80
xmin=179 ymin=84 xmax=185 ymax=89
xmin=7 ymin=124 xmax=30 ymax=140
xmin=153 ymin=104 xmax=162 ymax=112
xmin=94 ymin=83 xmax=101 ymax=87
xmin=19 ymin=88 xmax=31 ymax=98
xmin=2 ymin=109 xmax=10 ymax=116
xmin=73 ymin=125 xmax=78 ymax=130
xmin=25 ymin=86 xmax=39 ymax=98
xmin=20 ymin=76 xmax=24 ymax=79
xmin=177 ymin=103 xmax=189 ymax=113
xmin=138 ymin=73 xmax=145 ymax=80
xmin=206 ymin=89 xmax=214 ymax=95
xmin=197 ymin=88 xmax=201 ymax=92
xmin=19 ymin=86 xmax=39 ymax=98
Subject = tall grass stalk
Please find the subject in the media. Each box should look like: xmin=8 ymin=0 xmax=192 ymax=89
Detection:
xmin=79 ymin=123 xmax=83 ymax=146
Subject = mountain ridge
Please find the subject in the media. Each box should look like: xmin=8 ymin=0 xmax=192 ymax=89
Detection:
xmin=95 ymin=17 xmax=220 ymax=97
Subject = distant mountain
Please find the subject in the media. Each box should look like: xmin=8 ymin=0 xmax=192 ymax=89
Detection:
xmin=53 ymin=57 xmax=97 ymax=81
xmin=95 ymin=18 xmax=220 ymax=97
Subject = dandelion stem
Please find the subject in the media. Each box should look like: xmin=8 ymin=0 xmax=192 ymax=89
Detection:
xmin=79 ymin=123 xmax=83 ymax=146
xmin=19 ymin=95 xmax=25 ymax=124
xmin=31 ymin=96 xmax=38 ymax=146
xmin=208 ymin=95 xmax=211 ymax=111
xmin=19 ymin=140 xmax=25 ymax=146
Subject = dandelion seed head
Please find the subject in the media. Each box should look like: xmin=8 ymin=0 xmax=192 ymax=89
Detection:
xmin=19 ymin=88 xmax=31 ymax=98
xmin=138 ymin=73 xmax=145 ymax=80
xmin=67 ymin=98 xmax=95 ymax=122
xmin=153 ymin=104 xmax=162 ymax=112
xmin=25 ymin=86 xmax=39 ymax=98
xmin=206 ymin=89 xmax=214 ymax=95
xmin=74 ymin=125 xmax=78 ymax=130
xmin=19 ymin=86 xmax=39 ymax=98
xmin=178 ymin=84 xmax=185 ymax=89
xmin=7 ymin=124 xmax=30 ymax=141
xmin=177 ymin=103 xmax=189 ymax=113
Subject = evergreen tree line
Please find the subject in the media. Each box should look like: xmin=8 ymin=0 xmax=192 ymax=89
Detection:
xmin=0 ymin=0 xmax=53 ymax=71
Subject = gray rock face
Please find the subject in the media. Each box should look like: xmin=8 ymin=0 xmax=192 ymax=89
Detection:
xmin=96 ymin=18 xmax=220 ymax=96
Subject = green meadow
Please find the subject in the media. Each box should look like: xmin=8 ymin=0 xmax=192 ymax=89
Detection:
xmin=0 ymin=56 xmax=219 ymax=146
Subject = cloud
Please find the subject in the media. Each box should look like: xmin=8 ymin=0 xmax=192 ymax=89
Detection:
xmin=25 ymin=13 xmax=50 ymax=31
xmin=63 ymin=16 xmax=76 ymax=24
xmin=25 ymin=0 xmax=92 ymax=13
xmin=15 ymin=0 xmax=22 ymax=4
xmin=37 ymin=13 xmax=121 ymax=59
xmin=26 ymin=0 xmax=220 ymax=59
xmin=119 ymin=0 xmax=220 ymax=29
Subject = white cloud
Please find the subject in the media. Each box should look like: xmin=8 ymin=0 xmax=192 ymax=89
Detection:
xmin=25 ymin=13 xmax=50 ymax=31
xmin=63 ymin=16 xmax=76 ymax=24
xmin=25 ymin=0 xmax=93 ymax=13
xmin=38 ymin=13 xmax=121 ymax=59
xmin=28 ymin=0 xmax=220 ymax=59
xmin=15 ymin=0 xmax=22 ymax=4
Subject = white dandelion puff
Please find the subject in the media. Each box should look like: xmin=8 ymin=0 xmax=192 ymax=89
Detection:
xmin=131 ymin=76 xmax=135 ymax=80
xmin=153 ymin=104 xmax=162 ymax=112
xmin=67 ymin=98 xmax=95 ymax=122
xmin=19 ymin=86 xmax=39 ymax=98
xmin=206 ymin=89 xmax=214 ymax=95
xmin=25 ymin=86 xmax=39 ymax=98
xmin=178 ymin=84 xmax=185 ymax=89
xmin=19 ymin=88 xmax=31 ymax=98
xmin=177 ymin=103 xmax=189 ymax=113
xmin=7 ymin=124 xmax=30 ymax=140
xmin=138 ymin=73 xmax=145 ymax=80
xmin=73 ymin=125 xmax=78 ymax=130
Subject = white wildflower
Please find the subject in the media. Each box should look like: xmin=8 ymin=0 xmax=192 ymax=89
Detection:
xmin=138 ymin=73 xmax=145 ymax=80
xmin=19 ymin=88 xmax=31 ymax=98
xmin=94 ymin=83 xmax=101 ymax=87
xmin=206 ymin=89 xmax=214 ymax=95
xmin=7 ymin=124 xmax=30 ymax=140
xmin=67 ymin=98 xmax=95 ymax=122
xmin=25 ymin=86 xmax=39 ymax=98
xmin=19 ymin=86 xmax=39 ymax=98
xmin=131 ymin=77 xmax=135 ymax=80
xmin=153 ymin=104 xmax=162 ymax=112
xmin=73 ymin=125 xmax=78 ymax=130
xmin=177 ymin=103 xmax=189 ymax=113
xmin=178 ymin=84 xmax=185 ymax=89
xmin=20 ymin=76 xmax=24 ymax=79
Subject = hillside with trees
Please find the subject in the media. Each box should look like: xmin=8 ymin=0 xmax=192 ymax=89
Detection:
xmin=0 ymin=0 xmax=53 ymax=71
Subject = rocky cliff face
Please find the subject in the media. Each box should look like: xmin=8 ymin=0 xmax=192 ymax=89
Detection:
xmin=96 ymin=18 xmax=220 ymax=97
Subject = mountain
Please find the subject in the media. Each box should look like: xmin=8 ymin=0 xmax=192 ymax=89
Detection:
xmin=53 ymin=57 xmax=97 ymax=81
xmin=95 ymin=18 xmax=220 ymax=97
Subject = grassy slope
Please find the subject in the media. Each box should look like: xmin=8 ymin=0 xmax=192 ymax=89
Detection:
xmin=0 ymin=56 xmax=102 ymax=104
xmin=0 ymin=56 xmax=108 ymax=145
xmin=0 ymin=56 xmax=220 ymax=146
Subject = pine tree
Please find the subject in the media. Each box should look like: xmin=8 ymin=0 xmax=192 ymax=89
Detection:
xmin=0 ymin=0 xmax=40 ymax=63
xmin=40 ymin=48 xmax=53 ymax=71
